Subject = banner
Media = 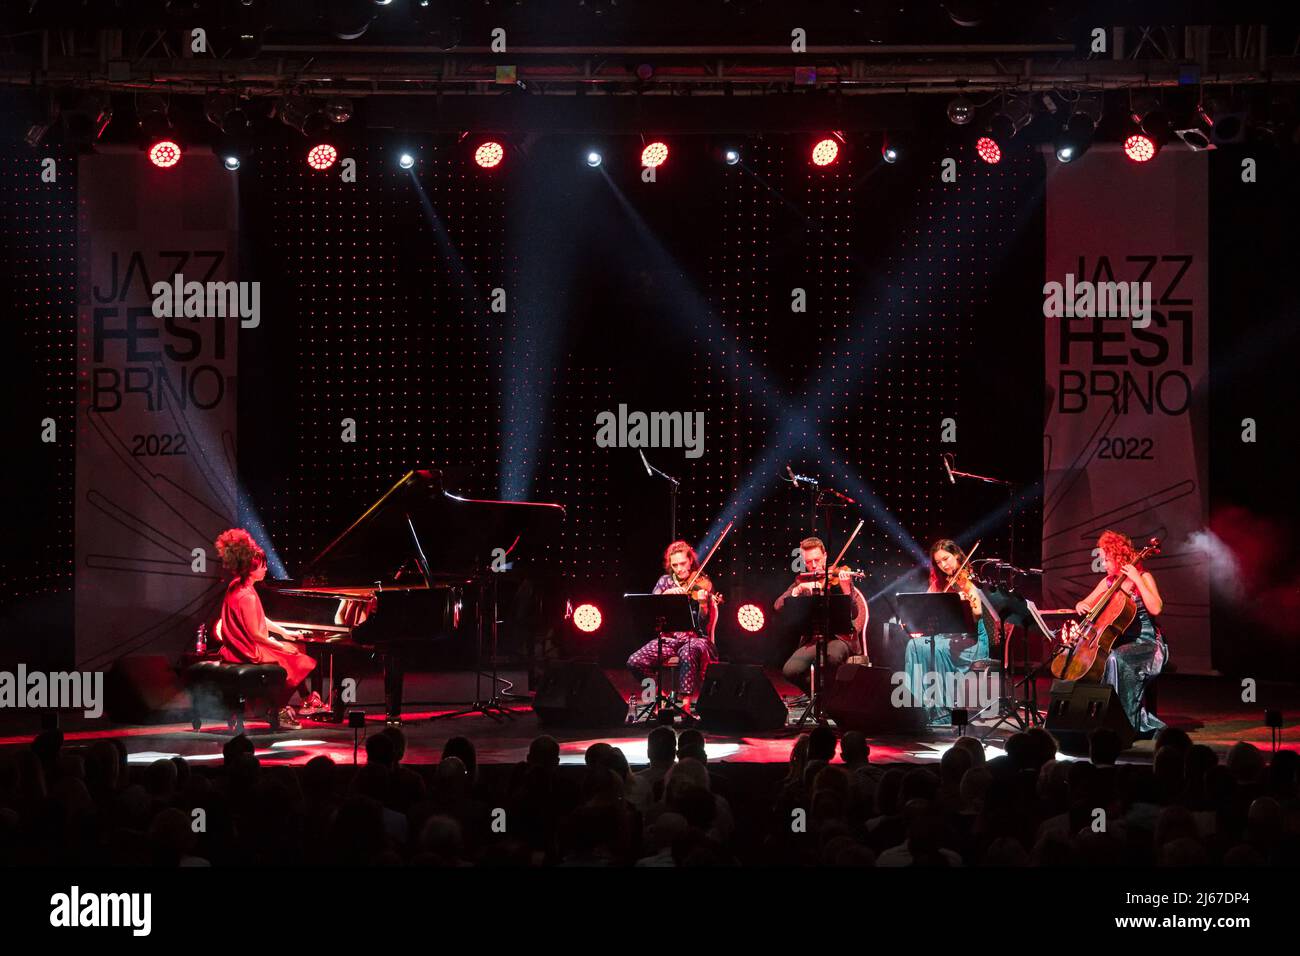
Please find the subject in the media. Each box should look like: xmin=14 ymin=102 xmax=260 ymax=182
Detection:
xmin=75 ymin=151 xmax=240 ymax=668
xmin=1043 ymin=147 xmax=1211 ymax=673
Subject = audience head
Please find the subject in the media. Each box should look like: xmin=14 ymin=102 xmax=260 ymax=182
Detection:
xmin=647 ymin=726 xmax=678 ymax=766
xmin=677 ymin=729 xmax=707 ymax=763
xmin=840 ymin=731 xmax=870 ymax=765
xmin=808 ymin=725 xmax=837 ymax=762
xmin=526 ymin=735 xmax=560 ymax=770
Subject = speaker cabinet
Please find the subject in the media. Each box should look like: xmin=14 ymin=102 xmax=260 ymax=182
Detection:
xmin=695 ymin=663 xmax=786 ymax=732
xmin=532 ymin=661 xmax=627 ymax=727
xmin=1044 ymin=680 xmax=1137 ymax=753
xmin=823 ymin=663 xmax=926 ymax=734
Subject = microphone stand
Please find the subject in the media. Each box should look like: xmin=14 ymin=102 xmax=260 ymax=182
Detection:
xmin=944 ymin=457 xmax=1017 ymax=570
xmin=641 ymin=451 xmax=681 ymax=543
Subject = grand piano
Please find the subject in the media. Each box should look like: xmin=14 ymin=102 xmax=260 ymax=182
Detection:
xmin=261 ymin=469 xmax=564 ymax=722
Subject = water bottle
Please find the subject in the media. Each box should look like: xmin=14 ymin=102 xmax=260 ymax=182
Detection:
xmin=195 ymin=623 xmax=208 ymax=655
xmin=626 ymin=694 xmax=639 ymax=724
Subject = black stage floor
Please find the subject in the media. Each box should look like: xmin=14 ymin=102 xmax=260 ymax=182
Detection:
xmin=1 ymin=668 xmax=1295 ymax=768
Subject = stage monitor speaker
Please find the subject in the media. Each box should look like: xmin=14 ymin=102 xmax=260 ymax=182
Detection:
xmin=532 ymin=661 xmax=626 ymax=727
xmin=824 ymin=663 xmax=926 ymax=734
xmin=1044 ymin=680 xmax=1137 ymax=754
xmin=105 ymin=655 xmax=188 ymax=724
xmin=695 ymin=663 xmax=786 ymax=732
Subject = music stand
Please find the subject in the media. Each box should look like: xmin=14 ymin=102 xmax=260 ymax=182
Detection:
xmin=894 ymin=591 xmax=977 ymax=727
xmin=623 ymin=593 xmax=703 ymax=724
xmin=976 ymin=591 xmax=1054 ymax=737
xmin=781 ymin=593 xmax=854 ymax=725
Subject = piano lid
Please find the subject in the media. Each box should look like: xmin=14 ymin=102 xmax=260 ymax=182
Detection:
xmin=292 ymin=469 xmax=565 ymax=591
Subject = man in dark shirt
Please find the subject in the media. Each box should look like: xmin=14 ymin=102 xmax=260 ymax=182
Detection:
xmin=774 ymin=536 xmax=868 ymax=698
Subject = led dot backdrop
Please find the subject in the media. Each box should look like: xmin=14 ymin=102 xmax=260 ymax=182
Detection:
xmin=5 ymin=129 xmax=1296 ymax=675
xmin=236 ymin=135 xmax=1046 ymax=663
xmin=0 ymin=143 xmax=77 ymax=635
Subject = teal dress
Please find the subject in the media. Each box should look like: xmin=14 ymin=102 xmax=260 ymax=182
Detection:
xmin=1100 ymin=588 xmax=1166 ymax=736
xmin=902 ymin=609 xmax=993 ymax=726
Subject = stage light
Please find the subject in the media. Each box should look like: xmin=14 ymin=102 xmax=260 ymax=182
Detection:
xmin=398 ymin=152 xmax=416 ymax=169
xmin=641 ymin=141 xmax=669 ymax=168
xmin=474 ymin=140 xmax=505 ymax=169
xmin=724 ymin=148 xmax=740 ymax=165
xmin=1199 ymin=98 xmax=1248 ymax=144
xmin=881 ymin=132 xmax=907 ymax=164
xmin=278 ymin=96 xmax=331 ymax=137
xmin=307 ymin=143 xmax=338 ymax=171
xmin=573 ymin=603 xmax=602 ymax=633
xmin=223 ymin=155 xmax=241 ymax=171
xmin=1123 ymin=133 xmax=1157 ymax=163
xmin=737 ymin=604 xmax=765 ymax=632
xmin=204 ymin=93 xmax=250 ymax=135
xmin=148 ymin=140 xmax=182 ymax=169
xmin=974 ymin=135 xmax=1001 ymax=164
xmin=1054 ymin=97 xmax=1100 ymax=163
xmin=586 ymin=150 xmax=603 ymax=167
xmin=1128 ymin=95 xmax=1170 ymax=160
xmin=811 ymin=137 xmax=840 ymax=166
xmin=987 ymin=98 xmax=1032 ymax=151
xmin=947 ymin=96 xmax=975 ymax=126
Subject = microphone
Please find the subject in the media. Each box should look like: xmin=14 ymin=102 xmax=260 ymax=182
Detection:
xmin=942 ymin=454 xmax=955 ymax=485
xmin=638 ymin=450 xmax=653 ymax=477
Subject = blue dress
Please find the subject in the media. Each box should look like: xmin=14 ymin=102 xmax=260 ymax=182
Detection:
xmin=902 ymin=613 xmax=992 ymax=726
xmin=1100 ymin=588 xmax=1167 ymax=736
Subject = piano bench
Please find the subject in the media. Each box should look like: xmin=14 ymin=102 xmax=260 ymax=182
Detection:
xmin=183 ymin=660 xmax=288 ymax=733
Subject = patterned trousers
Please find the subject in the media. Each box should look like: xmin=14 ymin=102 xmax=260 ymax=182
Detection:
xmin=627 ymin=634 xmax=713 ymax=695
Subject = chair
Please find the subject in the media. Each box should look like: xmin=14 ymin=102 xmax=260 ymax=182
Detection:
xmin=182 ymin=620 xmax=290 ymax=732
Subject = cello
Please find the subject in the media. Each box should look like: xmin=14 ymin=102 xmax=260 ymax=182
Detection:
xmin=1049 ymin=538 xmax=1161 ymax=682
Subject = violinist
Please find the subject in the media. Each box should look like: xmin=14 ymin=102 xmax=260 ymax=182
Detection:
xmin=901 ymin=539 xmax=1000 ymax=726
xmin=1072 ymin=530 xmax=1166 ymax=736
xmin=626 ymin=540 xmax=719 ymax=713
xmin=774 ymin=536 xmax=868 ymax=698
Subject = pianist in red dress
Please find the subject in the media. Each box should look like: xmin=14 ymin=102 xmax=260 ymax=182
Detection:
xmin=215 ymin=528 xmax=322 ymax=727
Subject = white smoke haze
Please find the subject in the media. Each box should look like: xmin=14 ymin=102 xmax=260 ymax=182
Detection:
xmin=1184 ymin=529 xmax=1244 ymax=602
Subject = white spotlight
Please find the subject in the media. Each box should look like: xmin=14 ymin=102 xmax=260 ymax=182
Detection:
xmin=586 ymin=150 xmax=603 ymax=168
xmin=398 ymin=152 xmax=415 ymax=169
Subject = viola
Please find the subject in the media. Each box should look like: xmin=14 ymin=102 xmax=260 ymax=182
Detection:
xmin=797 ymin=564 xmax=865 ymax=588
xmin=1050 ymin=538 xmax=1161 ymax=682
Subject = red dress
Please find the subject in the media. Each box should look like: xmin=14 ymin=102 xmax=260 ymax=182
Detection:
xmin=220 ymin=579 xmax=316 ymax=687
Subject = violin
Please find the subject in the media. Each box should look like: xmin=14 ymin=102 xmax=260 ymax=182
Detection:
xmin=665 ymin=574 xmax=724 ymax=606
xmin=797 ymin=564 xmax=865 ymax=587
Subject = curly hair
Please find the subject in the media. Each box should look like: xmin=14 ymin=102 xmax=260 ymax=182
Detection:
xmin=662 ymin=540 xmax=700 ymax=576
xmin=1098 ymin=530 xmax=1143 ymax=575
xmin=215 ymin=528 xmax=265 ymax=580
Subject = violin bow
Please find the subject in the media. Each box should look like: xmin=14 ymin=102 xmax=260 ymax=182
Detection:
xmin=826 ymin=519 xmax=866 ymax=578
xmin=942 ymin=539 xmax=982 ymax=592
xmin=681 ymin=520 xmax=734 ymax=595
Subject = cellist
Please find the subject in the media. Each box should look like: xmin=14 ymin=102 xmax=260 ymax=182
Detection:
xmin=1073 ymin=530 xmax=1166 ymax=736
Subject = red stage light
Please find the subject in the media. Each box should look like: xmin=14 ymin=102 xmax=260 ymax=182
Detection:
xmin=811 ymin=138 xmax=840 ymax=166
xmin=474 ymin=141 xmax=505 ymax=169
xmin=975 ymin=136 xmax=1001 ymax=164
xmin=641 ymin=141 xmax=669 ymax=168
xmin=307 ymin=144 xmax=338 ymax=171
xmin=737 ymin=603 xmax=765 ymax=633
xmin=1123 ymin=133 xmax=1157 ymax=163
xmin=148 ymin=140 xmax=182 ymax=168
xmin=573 ymin=603 xmax=602 ymax=633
